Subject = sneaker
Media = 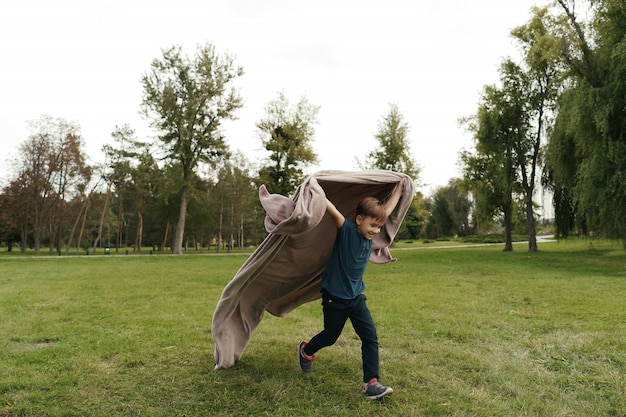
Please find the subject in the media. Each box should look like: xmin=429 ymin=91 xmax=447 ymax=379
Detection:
xmin=298 ymin=341 xmax=314 ymax=373
xmin=363 ymin=378 xmax=393 ymax=400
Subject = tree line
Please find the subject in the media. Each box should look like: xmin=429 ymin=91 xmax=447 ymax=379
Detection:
xmin=1 ymin=0 xmax=624 ymax=254
xmin=0 ymin=67 xmax=425 ymax=254
xmin=460 ymin=0 xmax=626 ymax=251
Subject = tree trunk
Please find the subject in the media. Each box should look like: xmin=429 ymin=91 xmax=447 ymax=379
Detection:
xmin=239 ymin=215 xmax=244 ymax=249
xmin=525 ymin=193 xmax=538 ymax=252
xmin=76 ymin=199 xmax=90 ymax=253
xmin=33 ymin=206 xmax=42 ymax=254
xmin=92 ymin=183 xmax=111 ymax=255
xmin=172 ymin=185 xmax=188 ymax=254
xmin=135 ymin=210 xmax=143 ymax=252
xmin=55 ymin=222 xmax=63 ymax=256
xmin=217 ymin=193 xmax=223 ymax=254
xmin=20 ymin=221 xmax=28 ymax=253
xmin=503 ymin=202 xmax=513 ymax=252
xmin=48 ymin=219 xmax=55 ymax=254
xmin=116 ymin=196 xmax=123 ymax=253
xmin=66 ymin=197 xmax=89 ymax=255
xmin=160 ymin=222 xmax=170 ymax=252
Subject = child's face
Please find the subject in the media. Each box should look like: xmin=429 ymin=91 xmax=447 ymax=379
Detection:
xmin=355 ymin=215 xmax=385 ymax=240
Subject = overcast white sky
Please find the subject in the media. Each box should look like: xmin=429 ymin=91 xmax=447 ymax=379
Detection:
xmin=0 ymin=0 xmax=542 ymax=195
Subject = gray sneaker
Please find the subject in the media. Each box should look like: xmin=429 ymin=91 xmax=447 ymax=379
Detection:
xmin=363 ymin=379 xmax=393 ymax=400
xmin=298 ymin=341 xmax=314 ymax=372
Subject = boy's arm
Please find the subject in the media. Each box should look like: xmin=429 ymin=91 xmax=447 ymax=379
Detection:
xmin=326 ymin=198 xmax=345 ymax=229
xmin=383 ymin=177 xmax=407 ymax=217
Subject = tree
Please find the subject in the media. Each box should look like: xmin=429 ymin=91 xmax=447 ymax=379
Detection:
xmin=510 ymin=6 xmax=565 ymax=252
xmin=102 ymin=124 xmax=146 ymax=252
xmin=461 ymin=7 xmax=570 ymax=252
xmin=430 ymin=179 xmax=472 ymax=238
xmin=427 ymin=190 xmax=454 ymax=239
xmin=141 ymin=43 xmax=244 ymax=254
xmin=544 ymin=0 xmax=626 ymax=247
xmin=256 ymin=91 xmax=319 ymax=196
xmin=65 ymin=175 xmax=101 ymax=255
xmin=396 ymin=192 xmax=428 ymax=240
xmin=212 ymin=152 xmax=259 ymax=252
xmin=460 ymin=72 xmax=524 ymax=252
xmin=127 ymin=149 xmax=160 ymax=252
xmin=91 ymin=162 xmax=112 ymax=255
xmin=0 ymin=180 xmax=29 ymax=252
xmin=16 ymin=116 xmax=88 ymax=253
xmin=362 ymin=104 xmax=420 ymax=181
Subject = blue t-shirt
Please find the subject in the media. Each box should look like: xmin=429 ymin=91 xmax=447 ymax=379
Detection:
xmin=322 ymin=219 xmax=371 ymax=299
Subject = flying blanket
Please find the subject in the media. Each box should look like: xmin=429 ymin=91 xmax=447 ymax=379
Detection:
xmin=211 ymin=170 xmax=415 ymax=369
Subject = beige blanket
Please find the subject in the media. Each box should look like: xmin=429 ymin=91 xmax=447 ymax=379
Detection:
xmin=211 ymin=170 xmax=415 ymax=369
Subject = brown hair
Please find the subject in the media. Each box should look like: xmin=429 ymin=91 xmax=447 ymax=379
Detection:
xmin=356 ymin=197 xmax=387 ymax=223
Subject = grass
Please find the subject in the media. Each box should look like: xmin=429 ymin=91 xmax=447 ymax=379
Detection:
xmin=1 ymin=239 xmax=625 ymax=416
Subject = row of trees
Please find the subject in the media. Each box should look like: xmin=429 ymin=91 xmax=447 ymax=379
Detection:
xmin=3 ymin=0 xmax=622 ymax=254
xmin=460 ymin=0 xmax=626 ymax=251
xmin=0 ymin=44 xmax=431 ymax=254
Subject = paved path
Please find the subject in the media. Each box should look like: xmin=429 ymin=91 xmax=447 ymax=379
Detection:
xmin=393 ymin=235 xmax=556 ymax=251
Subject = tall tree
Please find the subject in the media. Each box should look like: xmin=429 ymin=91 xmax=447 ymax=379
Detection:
xmin=462 ymin=8 xmax=566 ymax=251
xmin=460 ymin=76 xmax=523 ymax=251
xmin=128 ymin=149 xmax=160 ymax=252
xmin=545 ymin=0 xmax=626 ymax=247
xmin=213 ymin=152 xmax=264 ymax=252
xmin=363 ymin=103 xmax=420 ymax=181
xmin=65 ymin=177 xmax=100 ymax=255
xmin=16 ymin=116 xmax=88 ymax=253
xmin=141 ymin=43 xmax=243 ymax=254
xmin=102 ymin=124 xmax=147 ymax=252
xmin=256 ymin=91 xmax=320 ymax=196
xmin=91 ymin=162 xmax=112 ymax=255
xmin=510 ymin=7 xmax=565 ymax=251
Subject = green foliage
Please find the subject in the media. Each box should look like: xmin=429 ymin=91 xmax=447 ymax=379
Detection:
xmin=8 ymin=116 xmax=90 ymax=254
xmin=427 ymin=179 xmax=471 ymax=238
xmin=363 ymin=104 xmax=420 ymax=182
xmin=212 ymin=153 xmax=265 ymax=250
xmin=459 ymin=68 xmax=525 ymax=250
xmin=462 ymin=7 xmax=566 ymax=252
xmin=140 ymin=43 xmax=244 ymax=253
xmin=544 ymin=0 xmax=626 ymax=245
xmin=102 ymin=124 xmax=150 ymax=251
xmin=1 ymin=240 xmax=625 ymax=416
xmin=256 ymin=91 xmax=320 ymax=196
xmin=396 ymin=192 xmax=428 ymax=240
xmin=141 ymin=44 xmax=243 ymax=173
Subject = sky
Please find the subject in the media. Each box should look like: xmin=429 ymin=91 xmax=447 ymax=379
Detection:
xmin=0 ymin=0 xmax=543 ymax=195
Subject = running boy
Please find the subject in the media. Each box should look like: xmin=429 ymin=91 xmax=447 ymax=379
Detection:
xmin=299 ymin=178 xmax=406 ymax=400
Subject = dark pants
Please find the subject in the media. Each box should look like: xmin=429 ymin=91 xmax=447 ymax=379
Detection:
xmin=304 ymin=290 xmax=379 ymax=383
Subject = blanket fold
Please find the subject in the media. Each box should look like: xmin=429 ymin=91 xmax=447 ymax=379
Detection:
xmin=212 ymin=170 xmax=414 ymax=369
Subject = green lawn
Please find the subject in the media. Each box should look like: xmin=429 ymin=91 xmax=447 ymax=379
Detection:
xmin=1 ymin=240 xmax=625 ymax=416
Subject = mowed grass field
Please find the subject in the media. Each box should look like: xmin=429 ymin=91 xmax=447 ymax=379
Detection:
xmin=1 ymin=240 xmax=625 ymax=416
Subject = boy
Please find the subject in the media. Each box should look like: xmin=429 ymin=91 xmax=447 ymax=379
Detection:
xmin=299 ymin=178 xmax=405 ymax=400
